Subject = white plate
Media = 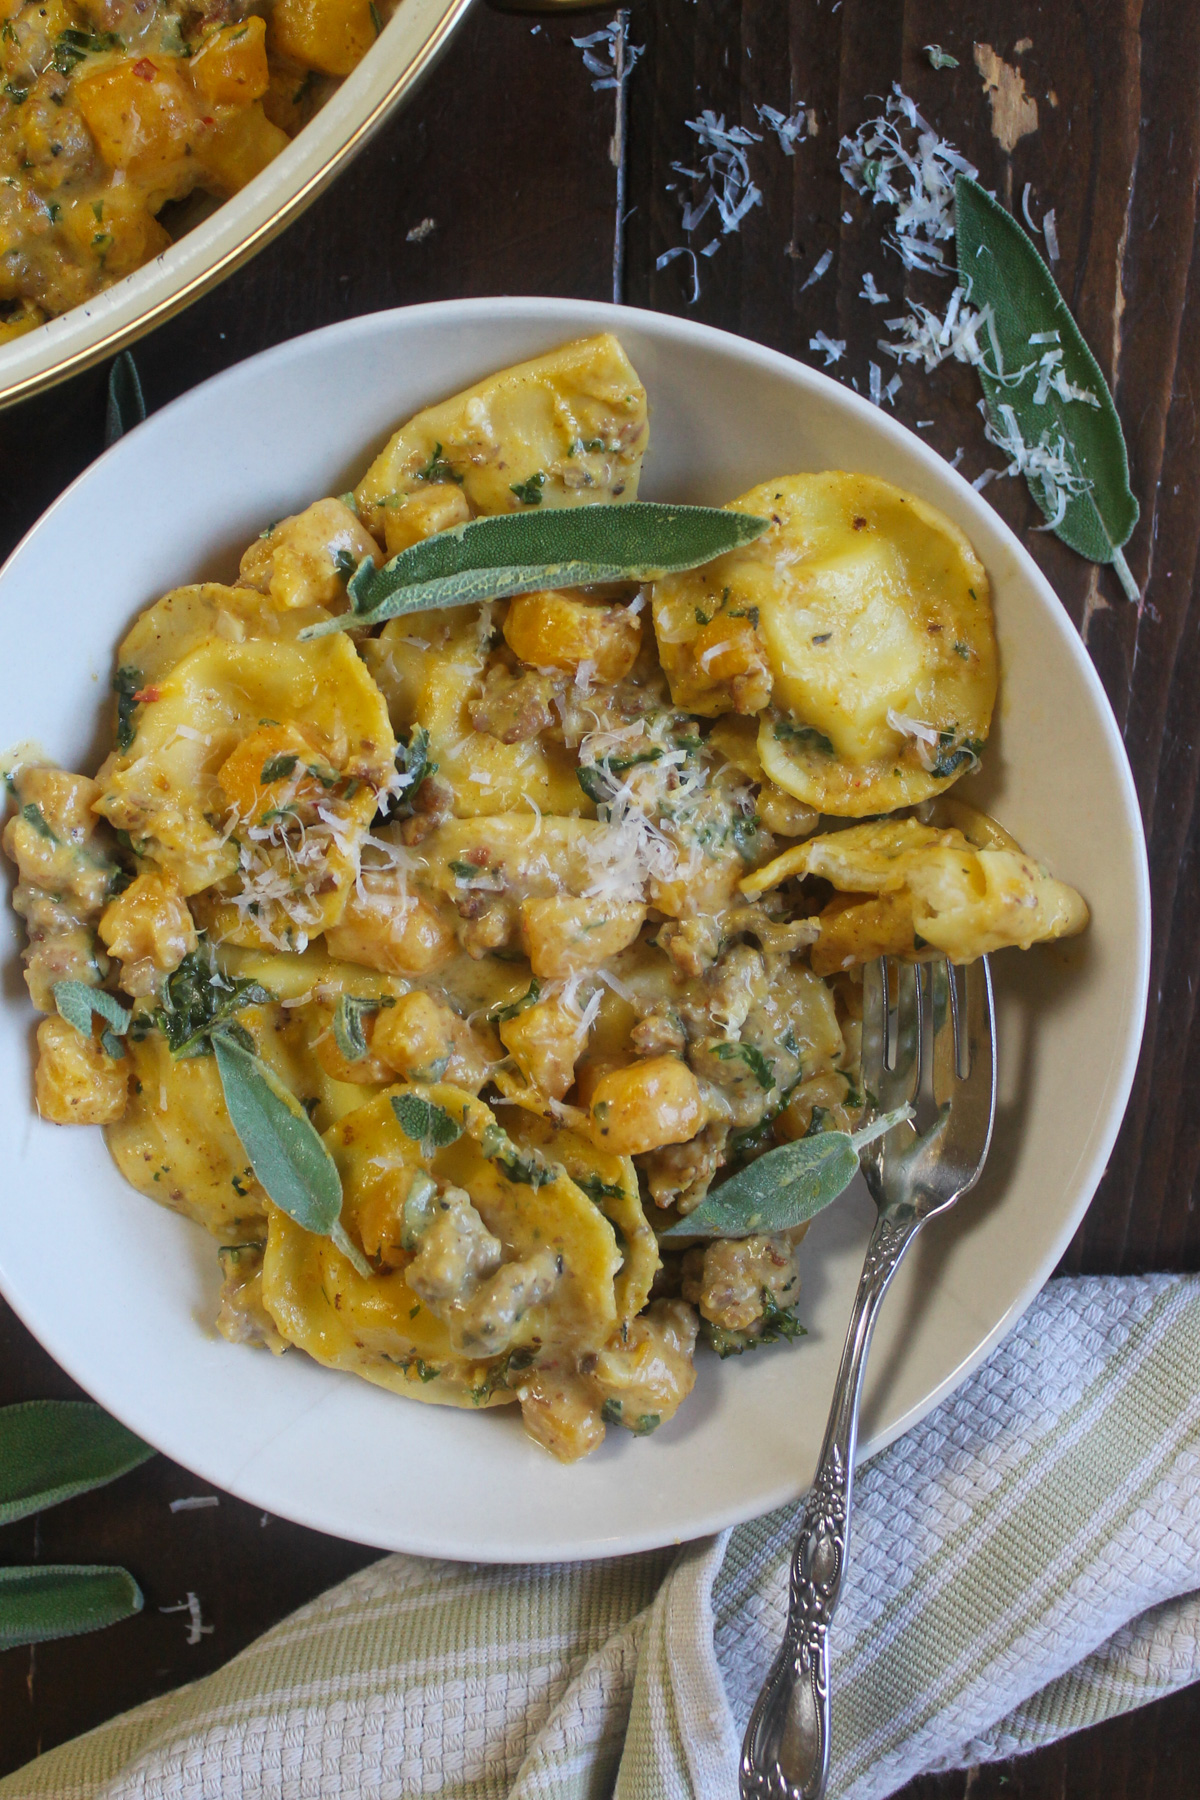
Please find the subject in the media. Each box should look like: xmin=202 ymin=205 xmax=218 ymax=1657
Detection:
xmin=0 ymin=300 xmax=1150 ymax=1562
xmin=0 ymin=0 xmax=470 ymax=410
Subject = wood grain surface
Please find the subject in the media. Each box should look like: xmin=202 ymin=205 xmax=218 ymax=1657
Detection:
xmin=2 ymin=0 xmax=1198 ymax=1789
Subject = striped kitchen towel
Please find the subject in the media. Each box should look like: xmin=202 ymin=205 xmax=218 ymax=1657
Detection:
xmin=5 ymin=1273 xmax=1200 ymax=1799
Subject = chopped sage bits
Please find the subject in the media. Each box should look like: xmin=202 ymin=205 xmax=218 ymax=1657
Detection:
xmin=510 ymin=472 xmax=546 ymax=506
xmin=417 ymin=442 xmax=461 ymax=484
xmin=156 ymin=951 xmax=272 ymax=1058
xmin=601 ymin=1398 xmax=661 ymax=1434
xmin=113 ymin=666 xmax=142 ymax=752
xmin=391 ymin=725 xmax=436 ymax=817
xmin=480 ymin=1123 xmax=553 ymax=1188
xmin=774 ymin=720 xmax=835 ymax=756
xmin=488 ymin=980 xmax=541 ymax=1023
xmin=712 ymin=1040 xmax=775 ymax=1091
xmin=706 ymin=1289 xmax=807 ymax=1358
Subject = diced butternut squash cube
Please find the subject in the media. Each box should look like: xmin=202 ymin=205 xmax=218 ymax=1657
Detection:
xmin=373 ymin=990 xmax=490 ymax=1090
xmin=35 ymin=1016 xmax=127 ymax=1125
xmin=588 ymin=1057 xmax=704 ymax=1156
xmin=68 ymin=193 xmax=171 ymax=280
xmin=268 ymin=0 xmax=377 ymax=77
xmin=503 ymin=590 xmax=641 ymax=683
xmin=519 ymin=897 xmax=646 ymax=979
xmin=217 ymin=722 xmax=327 ymax=824
xmin=382 ymin=483 xmax=472 ymax=558
xmin=98 ymin=870 xmax=198 ymax=996
xmin=196 ymin=101 xmax=288 ymax=193
xmin=325 ymin=883 xmax=456 ymax=975
xmin=499 ymin=993 xmax=589 ymax=1100
xmin=189 ymin=17 xmax=270 ymax=108
xmin=76 ymin=57 xmax=197 ymax=173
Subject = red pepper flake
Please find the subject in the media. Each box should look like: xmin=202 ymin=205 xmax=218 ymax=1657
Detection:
xmin=132 ymin=57 xmax=157 ymax=80
xmin=132 ymin=685 xmax=161 ymax=703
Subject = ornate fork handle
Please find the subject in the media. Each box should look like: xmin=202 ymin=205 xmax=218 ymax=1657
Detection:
xmin=740 ymin=1204 xmax=921 ymax=1800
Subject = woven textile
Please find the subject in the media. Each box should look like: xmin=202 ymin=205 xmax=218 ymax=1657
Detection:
xmin=6 ymin=1274 xmax=1200 ymax=1799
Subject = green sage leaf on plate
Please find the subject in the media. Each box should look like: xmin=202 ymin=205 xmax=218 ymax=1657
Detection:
xmin=212 ymin=1032 xmax=374 ymax=1277
xmin=955 ymin=173 xmax=1140 ymax=600
xmin=299 ymin=502 xmax=770 ymax=638
xmin=0 ymin=1564 xmax=143 ymax=1649
xmin=391 ymin=1092 xmax=463 ymax=1153
xmin=212 ymin=1031 xmax=341 ymax=1234
xmin=660 ymin=1106 xmax=912 ymax=1239
xmin=53 ymin=980 xmax=131 ymax=1041
xmin=332 ymin=993 xmax=395 ymax=1063
xmin=0 ymin=1400 xmax=153 ymax=1527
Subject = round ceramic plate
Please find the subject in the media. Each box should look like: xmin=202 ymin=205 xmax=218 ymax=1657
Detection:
xmin=0 ymin=299 xmax=1150 ymax=1562
xmin=0 ymin=0 xmax=471 ymax=410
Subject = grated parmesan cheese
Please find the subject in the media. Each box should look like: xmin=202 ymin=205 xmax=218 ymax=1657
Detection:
xmin=887 ymin=708 xmax=940 ymax=770
xmin=839 ymin=85 xmax=977 ymax=275
xmin=860 ymin=271 xmax=891 ymax=304
xmin=809 ymin=331 xmax=846 ymax=367
xmin=572 ymin=21 xmax=644 ymax=92
xmin=756 ymin=100 xmax=808 ymax=155
xmin=800 ymin=248 xmax=833 ymax=291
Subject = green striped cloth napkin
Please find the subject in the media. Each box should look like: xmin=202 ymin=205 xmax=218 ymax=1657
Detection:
xmin=5 ymin=1274 xmax=1200 ymax=1799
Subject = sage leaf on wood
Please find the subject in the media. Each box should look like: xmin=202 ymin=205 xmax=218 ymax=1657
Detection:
xmin=53 ymin=980 xmax=131 ymax=1041
xmin=660 ymin=1106 xmax=912 ymax=1239
xmin=300 ymin=503 xmax=770 ymax=638
xmin=212 ymin=1031 xmax=341 ymax=1235
xmin=0 ymin=1565 xmax=142 ymax=1649
xmin=0 ymin=1401 xmax=152 ymax=1527
xmin=955 ymin=174 xmax=1140 ymax=600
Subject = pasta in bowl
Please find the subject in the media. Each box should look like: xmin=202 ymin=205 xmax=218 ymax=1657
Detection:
xmin=4 ymin=331 xmax=1091 ymax=1464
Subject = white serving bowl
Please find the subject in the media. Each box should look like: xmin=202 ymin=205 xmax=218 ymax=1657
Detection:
xmin=0 ymin=0 xmax=470 ymax=410
xmin=0 ymin=299 xmax=1150 ymax=1561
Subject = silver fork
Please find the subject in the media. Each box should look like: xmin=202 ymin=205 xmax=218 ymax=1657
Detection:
xmin=740 ymin=955 xmax=996 ymax=1800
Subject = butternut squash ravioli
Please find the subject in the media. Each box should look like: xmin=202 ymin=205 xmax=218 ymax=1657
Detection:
xmin=3 ymin=335 xmax=1089 ymax=1461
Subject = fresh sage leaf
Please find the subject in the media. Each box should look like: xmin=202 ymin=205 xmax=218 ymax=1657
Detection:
xmin=300 ymin=503 xmax=770 ymax=638
xmin=330 ymin=1219 xmax=374 ymax=1279
xmin=391 ymin=1092 xmax=463 ymax=1153
xmin=0 ymin=1565 xmax=142 ymax=1649
xmin=955 ymin=174 xmax=1140 ymax=600
xmin=104 ymin=350 xmax=145 ymax=449
xmin=660 ymin=1106 xmax=912 ymax=1238
xmin=53 ymin=980 xmax=131 ymax=1040
xmin=0 ymin=1401 xmax=153 ymax=1527
xmin=212 ymin=1032 xmax=342 ymax=1235
xmin=332 ymin=993 xmax=394 ymax=1063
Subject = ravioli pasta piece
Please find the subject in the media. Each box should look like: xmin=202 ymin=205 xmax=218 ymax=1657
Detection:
xmin=743 ymin=808 xmax=1089 ymax=970
xmin=354 ymin=334 xmax=649 ymax=537
xmin=115 ymin=582 xmax=335 ymax=703
xmin=95 ymin=633 xmax=395 ymax=941
xmin=505 ymin=1111 xmax=659 ymax=1326
xmin=106 ymin=1029 xmax=269 ymax=1238
xmin=366 ymin=609 xmax=584 ymax=818
xmin=262 ymin=1083 xmax=623 ymax=1408
xmin=652 ymin=473 xmax=997 ymax=817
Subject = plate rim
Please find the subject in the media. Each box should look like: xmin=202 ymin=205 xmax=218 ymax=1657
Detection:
xmin=0 ymin=297 xmax=1152 ymax=1560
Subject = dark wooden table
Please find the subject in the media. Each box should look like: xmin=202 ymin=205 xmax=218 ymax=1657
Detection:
xmin=2 ymin=0 xmax=1198 ymax=1791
